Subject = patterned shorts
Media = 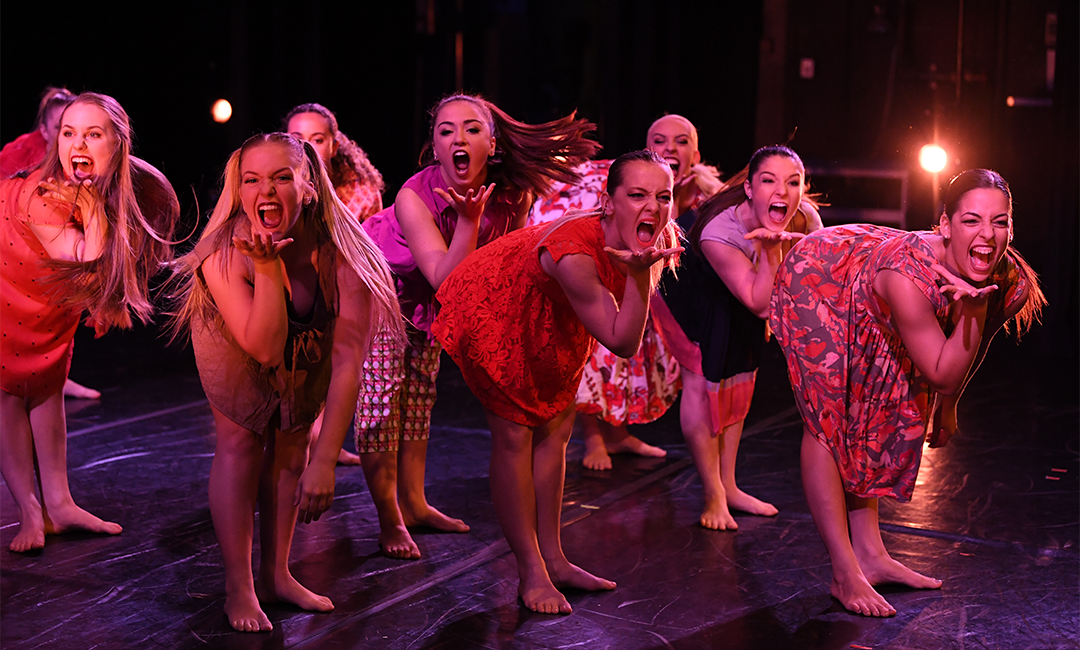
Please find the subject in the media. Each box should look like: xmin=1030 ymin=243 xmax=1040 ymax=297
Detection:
xmin=354 ymin=327 xmax=441 ymax=453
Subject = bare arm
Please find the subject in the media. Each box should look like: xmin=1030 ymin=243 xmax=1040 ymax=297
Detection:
xmin=874 ymin=268 xmax=996 ymax=395
xmin=509 ymin=191 xmax=533 ymax=231
xmin=396 ymin=183 xmax=494 ymax=291
xmin=702 ymin=235 xmax=786 ymax=319
xmin=26 ymin=178 xmax=109 ymax=262
xmin=295 ymin=257 xmax=373 ymax=522
xmin=199 ymin=233 xmax=293 ymax=367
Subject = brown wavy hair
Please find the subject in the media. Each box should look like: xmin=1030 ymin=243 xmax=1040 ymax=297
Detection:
xmin=419 ymin=93 xmax=600 ymax=205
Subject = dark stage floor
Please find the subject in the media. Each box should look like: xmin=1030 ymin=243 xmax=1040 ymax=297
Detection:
xmin=1 ymin=325 xmax=1077 ymax=650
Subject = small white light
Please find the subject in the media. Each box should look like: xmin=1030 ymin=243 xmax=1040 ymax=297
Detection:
xmin=919 ymin=144 xmax=947 ymax=173
xmin=211 ymin=99 xmax=233 ymax=124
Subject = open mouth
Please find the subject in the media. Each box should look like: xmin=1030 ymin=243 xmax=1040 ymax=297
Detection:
xmin=452 ymin=151 xmax=470 ymax=175
xmin=665 ymin=158 xmax=680 ymax=176
xmin=767 ymin=202 xmax=789 ymax=225
xmin=257 ymin=202 xmax=283 ymax=229
xmin=969 ymin=245 xmax=995 ymax=273
xmin=70 ymin=155 xmax=94 ymax=178
xmin=636 ymin=220 xmax=657 ymax=245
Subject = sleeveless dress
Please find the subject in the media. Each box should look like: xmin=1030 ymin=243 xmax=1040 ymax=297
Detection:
xmin=770 ymin=224 xmax=1027 ymax=501
xmin=191 ymin=222 xmax=339 ymax=433
xmin=433 ymin=216 xmax=626 ymax=427
xmin=354 ymin=165 xmax=519 ymax=451
xmin=0 ymin=172 xmax=81 ymax=397
xmin=530 ymin=159 xmax=680 ymax=426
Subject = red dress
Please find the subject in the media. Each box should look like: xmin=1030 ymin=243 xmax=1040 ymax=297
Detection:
xmin=770 ymin=225 xmax=1027 ymax=501
xmin=0 ymin=130 xmax=47 ymax=178
xmin=0 ymin=172 xmax=81 ymax=396
xmin=433 ymin=216 xmax=626 ymax=427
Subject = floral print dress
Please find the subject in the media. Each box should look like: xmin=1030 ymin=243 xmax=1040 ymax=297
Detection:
xmin=770 ymin=224 xmax=1026 ymax=501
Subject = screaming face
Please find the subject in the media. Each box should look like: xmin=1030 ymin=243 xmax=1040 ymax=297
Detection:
xmin=602 ymin=160 xmax=673 ymax=252
xmin=432 ymin=100 xmax=495 ymax=189
xmin=745 ymin=155 xmax=804 ymax=232
xmin=58 ymin=102 xmax=117 ymax=182
xmin=941 ymin=187 xmax=1012 ymax=283
xmin=239 ymin=142 xmax=310 ymax=238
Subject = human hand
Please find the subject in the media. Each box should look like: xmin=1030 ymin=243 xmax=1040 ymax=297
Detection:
xmin=294 ymin=462 xmax=335 ymax=523
xmin=232 ymin=232 xmax=293 ymax=264
xmin=927 ymin=399 xmax=959 ymax=448
xmin=604 ymin=245 xmax=684 ymax=272
xmin=38 ymin=176 xmax=105 ymax=223
xmin=744 ymin=227 xmax=805 ymax=245
xmin=932 ymin=264 xmax=997 ymax=302
xmin=434 ymin=183 xmax=495 ymax=226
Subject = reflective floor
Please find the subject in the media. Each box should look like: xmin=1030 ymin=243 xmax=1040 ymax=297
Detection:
xmin=1 ymin=325 xmax=1077 ymax=650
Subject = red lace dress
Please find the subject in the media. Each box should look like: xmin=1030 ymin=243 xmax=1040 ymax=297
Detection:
xmin=433 ymin=216 xmax=625 ymax=427
xmin=0 ymin=172 xmax=81 ymax=396
xmin=770 ymin=224 xmax=1027 ymax=501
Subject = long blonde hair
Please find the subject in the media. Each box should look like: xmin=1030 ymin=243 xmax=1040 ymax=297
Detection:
xmin=170 ymin=133 xmax=403 ymax=344
xmin=38 ymin=92 xmax=178 ymax=331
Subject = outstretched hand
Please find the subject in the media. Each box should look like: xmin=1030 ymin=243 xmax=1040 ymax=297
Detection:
xmin=604 ymin=245 xmax=684 ymax=273
xmin=932 ymin=264 xmax=997 ymax=302
xmin=38 ymin=176 xmax=104 ymax=222
xmin=744 ymin=227 xmax=806 ymax=245
xmin=294 ymin=463 xmax=335 ymax=524
xmin=233 ymin=232 xmax=293 ymax=264
xmin=434 ymin=183 xmax=495 ymax=226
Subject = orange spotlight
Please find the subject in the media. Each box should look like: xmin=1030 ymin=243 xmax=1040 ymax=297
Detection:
xmin=211 ymin=99 xmax=233 ymax=124
xmin=918 ymin=144 xmax=947 ymax=173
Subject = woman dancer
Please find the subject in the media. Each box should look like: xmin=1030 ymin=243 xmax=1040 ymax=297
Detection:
xmin=655 ymin=145 xmax=821 ymax=530
xmin=433 ymin=150 xmax=682 ymax=614
xmin=286 ymin=103 xmax=386 ymax=465
xmin=285 ymin=102 xmax=384 ymax=222
xmin=358 ymin=93 xmax=597 ymax=559
xmin=771 ymin=168 xmax=1044 ymax=617
xmin=171 ymin=133 xmax=402 ymax=632
xmin=1 ymin=92 xmax=178 ymax=552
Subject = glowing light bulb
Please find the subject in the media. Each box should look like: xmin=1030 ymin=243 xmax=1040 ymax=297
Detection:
xmin=918 ymin=144 xmax=947 ymax=173
xmin=212 ymin=99 xmax=233 ymax=124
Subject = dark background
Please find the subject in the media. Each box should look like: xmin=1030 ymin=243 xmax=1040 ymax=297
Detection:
xmin=2 ymin=0 xmax=1076 ymax=363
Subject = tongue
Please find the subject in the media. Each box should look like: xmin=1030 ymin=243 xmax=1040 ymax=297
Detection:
xmin=73 ymin=162 xmax=93 ymax=178
xmin=769 ymin=205 xmax=787 ymax=222
xmin=637 ymin=223 xmax=655 ymax=244
xmin=260 ymin=208 xmax=283 ymax=229
xmin=970 ymin=251 xmax=992 ymax=271
xmin=454 ymin=154 xmax=470 ymax=173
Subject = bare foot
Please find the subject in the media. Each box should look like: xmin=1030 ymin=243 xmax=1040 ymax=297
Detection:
xmin=831 ymin=571 xmax=896 ymax=617
xmin=519 ymin=569 xmax=572 ymax=615
xmin=700 ymin=496 xmax=738 ymax=530
xmin=9 ymin=507 xmax=45 ymax=553
xmin=379 ymin=524 xmax=421 ymax=559
xmin=63 ymin=379 xmax=101 ymax=400
xmin=859 ymin=553 xmax=943 ymax=590
xmin=402 ymin=504 xmax=470 ymax=534
xmin=606 ymin=435 xmax=667 ymax=459
xmin=336 ymin=449 xmax=362 ymax=466
xmin=224 ymin=591 xmax=273 ymax=632
xmin=43 ymin=503 xmax=122 ymax=537
xmin=726 ymin=488 xmax=779 ymax=517
xmin=548 ymin=559 xmax=617 ymax=592
xmin=583 ymin=442 xmax=613 ymax=471
xmin=256 ymin=573 xmax=334 ymax=613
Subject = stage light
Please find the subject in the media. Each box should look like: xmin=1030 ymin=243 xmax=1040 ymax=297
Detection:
xmin=918 ymin=144 xmax=947 ymax=173
xmin=211 ymin=99 xmax=233 ymax=124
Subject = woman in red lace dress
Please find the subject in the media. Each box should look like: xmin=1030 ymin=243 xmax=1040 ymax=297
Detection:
xmin=433 ymin=150 xmax=682 ymax=614
xmin=771 ymin=169 xmax=1045 ymax=617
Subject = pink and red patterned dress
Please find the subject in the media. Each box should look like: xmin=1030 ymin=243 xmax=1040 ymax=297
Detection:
xmin=770 ymin=224 xmax=1027 ymax=502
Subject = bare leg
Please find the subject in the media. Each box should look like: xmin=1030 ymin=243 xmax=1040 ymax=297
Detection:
xmin=848 ymin=494 xmax=942 ymax=590
xmin=255 ymin=426 xmax=334 ymax=614
xmin=397 ymin=438 xmax=469 ymax=533
xmin=360 ymin=450 xmax=419 ymax=559
xmin=719 ymin=419 xmax=777 ymax=517
xmin=208 ymin=407 xmax=272 ymax=632
xmin=800 ymin=429 xmax=894 ymax=617
xmin=600 ymin=421 xmax=667 ymax=459
xmin=2 ymin=390 xmax=46 ymax=552
xmin=308 ymin=411 xmax=360 ymax=466
xmin=485 ymin=409 xmax=570 ymax=614
xmin=581 ymin=413 xmax=613 ymax=470
xmin=680 ymin=368 xmax=736 ymax=530
xmin=28 ymin=390 xmax=122 ymax=540
xmin=62 ymin=379 xmax=100 ymax=400
xmin=533 ymin=405 xmax=616 ymax=597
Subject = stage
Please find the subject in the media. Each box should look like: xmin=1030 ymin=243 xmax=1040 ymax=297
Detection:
xmin=1 ymin=326 xmax=1076 ymax=649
